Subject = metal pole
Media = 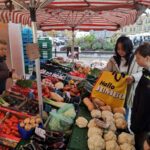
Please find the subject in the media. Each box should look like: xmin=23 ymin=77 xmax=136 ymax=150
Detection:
xmin=54 ymin=43 xmax=57 ymax=57
xmin=30 ymin=6 xmax=43 ymax=118
xmin=71 ymin=27 xmax=75 ymax=62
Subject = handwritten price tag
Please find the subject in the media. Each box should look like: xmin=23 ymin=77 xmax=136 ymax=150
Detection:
xmin=35 ymin=127 xmax=46 ymax=139
xmin=26 ymin=43 xmax=40 ymax=60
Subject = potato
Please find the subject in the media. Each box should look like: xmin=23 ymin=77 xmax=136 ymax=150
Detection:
xmin=30 ymin=118 xmax=35 ymax=124
xmin=24 ymin=118 xmax=30 ymax=124
xmin=25 ymin=124 xmax=32 ymax=131
xmin=36 ymin=118 xmax=42 ymax=124
xmin=20 ymin=122 xmax=25 ymax=128
xmin=31 ymin=123 xmax=36 ymax=128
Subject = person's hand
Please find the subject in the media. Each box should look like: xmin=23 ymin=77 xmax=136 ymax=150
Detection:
xmin=126 ymin=76 xmax=134 ymax=84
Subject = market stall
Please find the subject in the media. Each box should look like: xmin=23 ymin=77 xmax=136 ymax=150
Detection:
xmin=0 ymin=59 xmax=92 ymax=149
xmin=0 ymin=0 xmax=150 ymax=149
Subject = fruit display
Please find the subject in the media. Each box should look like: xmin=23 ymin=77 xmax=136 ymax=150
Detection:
xmin=69 ymin=70 xmax=86 ymax=79
xmin=19 ymin=116 xmax=42 ymax=131
xmin=69 ymin=63 xmax=91 ymax=79
xmin=11 ymin=85 xmax=31 ymax=97
xmin=1 ymin=93 xmax=26 ymax=109
xmin=0 ymin=107 xmax=30 ymax=148
xmin=20 ymin=100 xmax=39 ymax=115
xmin=1 ymin=114 xmax=20 ymax=137
xmin=63 ymin=80 xmax=80 ymax=97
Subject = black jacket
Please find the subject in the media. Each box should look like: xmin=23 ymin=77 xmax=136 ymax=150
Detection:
xmin=131 ymin=69 xmax=150 ymax=133
xmin=0 ymin=57 xmax=9 ymax=94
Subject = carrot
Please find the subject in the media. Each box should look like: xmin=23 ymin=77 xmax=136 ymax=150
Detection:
xmin=83 ymin=97 xmax=95 ymax=111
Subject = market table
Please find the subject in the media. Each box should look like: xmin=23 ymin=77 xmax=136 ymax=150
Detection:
xmin=67 ymin=104 xmax=91 ymax=150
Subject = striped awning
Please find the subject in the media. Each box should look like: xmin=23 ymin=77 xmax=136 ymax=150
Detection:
xmin=0 ymin=0 xmax=149 ymax=31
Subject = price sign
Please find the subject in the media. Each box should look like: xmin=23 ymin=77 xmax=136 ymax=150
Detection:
xmin=35 ymin=127 xmax=46 ymax=139
xmin=26 ymin=43 xmax=40 ymax=60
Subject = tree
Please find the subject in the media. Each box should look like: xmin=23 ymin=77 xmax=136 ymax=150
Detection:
xmin=84 ymin=34 xmax=96 ymax=50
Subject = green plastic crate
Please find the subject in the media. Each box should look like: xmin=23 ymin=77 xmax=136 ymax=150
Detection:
xmin=38 ymin=38 xmax=52 ymax=49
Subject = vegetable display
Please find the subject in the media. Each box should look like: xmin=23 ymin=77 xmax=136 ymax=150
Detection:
xmin=20 ymin=101 xmax=39 ymax=115
xmin=74 ymin=96 xmax=136 ymax=150
xmin=0 ymin=97 xmax=9 ymax=107
xmin=16 ymin=79 xmax=33 ymax=88
xmin=19 ymin=116 xmax=42 ymax=131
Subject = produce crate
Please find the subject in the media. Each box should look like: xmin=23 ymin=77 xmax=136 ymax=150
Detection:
xmin=38 ymin=38 xmax=52 ymax=49
xmin=0 ymin=107 xmax=30 ymax=148
xmin=19 ymin=100 xmax=39 ymax=116
xmin=1 ymin=91 xmax=27 ymax=111
xmin=22 ymin=27 xmax=34 ymax=74
xmin=67 ymin=104 xmax=91 ymax=150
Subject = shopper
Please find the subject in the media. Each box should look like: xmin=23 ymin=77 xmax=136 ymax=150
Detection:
xmin=143 ymin=133 xmax=150 ymax=150
xmin=131 ymin=43 xmax=150 ymax=150
xmin=0 ymin=39 xmax=10 ymax=95
xmin=104 ymin=36 xmax=142 ymax=120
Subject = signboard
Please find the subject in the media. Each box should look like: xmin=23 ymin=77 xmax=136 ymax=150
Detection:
xmin=26 ymin=43 xmax=40 ymax=60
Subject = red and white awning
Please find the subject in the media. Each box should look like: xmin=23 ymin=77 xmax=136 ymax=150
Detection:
xmin=0 ymin=0 xmax=149 ymax=31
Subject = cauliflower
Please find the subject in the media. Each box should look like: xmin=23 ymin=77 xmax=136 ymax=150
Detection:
xmin=88 ymin=119 xmax=97 ymax=128
xmin=88 ymin=127 xmax=103 ymax=137
xmin=120 ymin=143 xmax=135 ymax=150
xmin=104 ymin=131 xmax=117 ymax=141
xmin=109 ymin=122 xmax=117 ymax=132
xmin=88 ymin=135 xmax=105 ymax=150
xmin=118 ymin=132 xmax=135 ymax=145
xmin=76 ymin=117 xmax=88 ymax=128
xmin=114 ymin=113 xmax=125 ymax=120
xmin=91 ymin=109 xmax=101 ymax=118
xmin=106 ymin=117 xmax=115 ymax=123
xmin=102 ymin=111 xmax=113 ymax=121
xmin=105 ymin=140 xmax=120 ymax=150
xmin=115 ymin=118 xmax=127 ymax=129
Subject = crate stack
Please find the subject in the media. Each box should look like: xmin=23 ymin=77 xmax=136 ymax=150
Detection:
xmin=22 ymin=27 xmax=34 ymax=74
xmin=38 ymin=38 xmax=52 ymax=63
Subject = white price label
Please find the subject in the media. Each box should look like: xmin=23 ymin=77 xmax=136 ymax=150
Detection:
xmin=35 ymin=127 xmax=46 ymax=139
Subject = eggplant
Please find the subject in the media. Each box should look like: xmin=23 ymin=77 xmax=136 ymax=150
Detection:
xmin=47 ymin=142 xmax=66 ymax=149
xmin=31 ymin=135 xmax=46 ymax=145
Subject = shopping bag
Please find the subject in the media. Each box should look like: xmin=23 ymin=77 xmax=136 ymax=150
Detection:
xmin=91 ymin=71 xmax=127 ymax=108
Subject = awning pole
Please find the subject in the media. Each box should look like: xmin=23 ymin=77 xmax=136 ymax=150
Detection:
xmin=30 ymin=6 xmax=43 ymax=119
xmin=71 ymin=27 xmax=75 ymax=62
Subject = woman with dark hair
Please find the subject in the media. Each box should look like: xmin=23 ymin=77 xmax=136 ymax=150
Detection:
xmin=104 ymin=36 xmax=142 ymax=121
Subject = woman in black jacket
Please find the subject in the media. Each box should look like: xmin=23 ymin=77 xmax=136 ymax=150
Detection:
xmin=131 ymin=43 xmax=150 ymax=150
xmin=0 ymin=39 xmax=10 ymax=94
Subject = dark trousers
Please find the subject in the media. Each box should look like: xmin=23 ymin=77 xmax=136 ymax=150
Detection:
xmin=135 ymin=132 xmax=147 ymax=150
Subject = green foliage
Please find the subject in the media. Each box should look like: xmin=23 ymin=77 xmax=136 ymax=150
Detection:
xmin=75 ymin=34 xmax=115 ymax=51
xmin=92 ymin=42 xmax=102 ymax=50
